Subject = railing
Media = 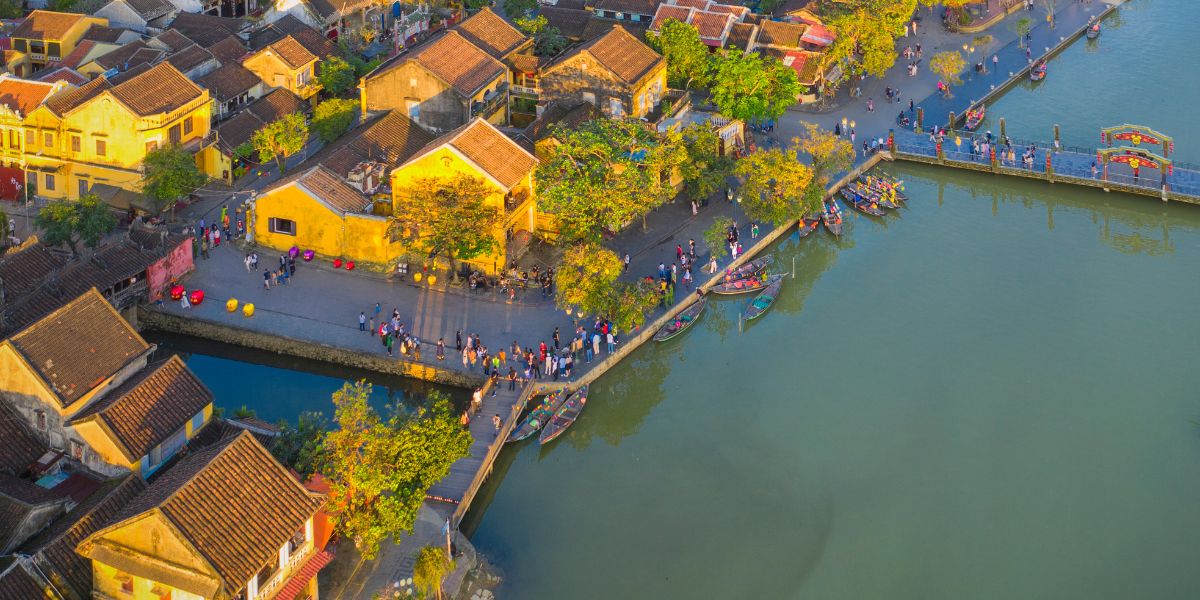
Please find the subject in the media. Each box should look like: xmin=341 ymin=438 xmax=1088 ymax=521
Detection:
xmin=511 ymin=84 xmax=539 ymax=97
xmin=256 ymin=541 xmax=313 ymax=600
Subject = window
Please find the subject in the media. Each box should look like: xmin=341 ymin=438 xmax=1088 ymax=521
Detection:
xmin=44 ymin=173 xmax=55 ymax=191
xmin=71 ymin=135 xmax=80 ymax=153
xmin=43 ymin=132 xmax=53 ymax=148
xmin=36 ymin=411 xmax=46 ymax=431
xmin=409 ymin=77 xmax=417 ymax=88
xmin=25 ymin=129 xmax=33 ymax=146
xmin=96 ymin=139 xmax=106 ymax=156
xmin=13 ymin=39 xmax=25 ymax=52
xmin=582 ymin=91 xmax=596 ymax=106
xmin=70 ymin=439 xmax=84 ymax=460
xmin=8 ymin=130 xmax=16 ymax=148
xmin=48 ymin=42 xmax=60 ymax=58
xmin=78 ymin=178 xmax=89 ymax=197
xmin=406 ymin=100 xmax=419 ymax=120
xmin=146 ymin=139 xmax=159 ymax=153
xmin=169 ymin=124 xmax=181 ymax=144
xmin=183 ymin=117 xmax=193 ymax=135
xmin=288 ymin=525 xmax=307 ymax=554
xmin=269 ymin=217 xmax=296 ymax=236
xmin=191 ymin=410 xmax=205 ymax=433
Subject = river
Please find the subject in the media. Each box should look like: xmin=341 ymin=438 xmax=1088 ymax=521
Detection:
xmin=463 ymin=0 xmax=1200 ymax=597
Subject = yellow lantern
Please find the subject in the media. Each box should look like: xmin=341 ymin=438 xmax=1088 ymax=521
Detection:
xmin=226 ymin=298 xmax=238 ymax=312
xmin=428 ymin=275 xmax=437 ymax=285
xmin=414 ymin=272 xmax=423 ymax=282
xmin=242 ymin=303 xmax=255 ymax=317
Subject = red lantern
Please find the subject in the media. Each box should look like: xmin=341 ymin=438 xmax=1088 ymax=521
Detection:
xmin=345 ymin=261 xmax=355 ymax=270
xmin=189 ymin=289 xmax=205 ymax=305
xmin=333 ymin=258 xmax=343 ymax=268
xmin=170 ymin=285 xmax=185 ymax=300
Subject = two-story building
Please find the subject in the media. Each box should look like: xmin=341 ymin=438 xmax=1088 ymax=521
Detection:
xmin=242 ymin=35 xmax=321 ymax=100
xmin=76 ymin=430 xmax=329 ymax=600
xmin=0 ymin=289 xmax=213 ymax=479
xmin=360 ymin=30 xmax=510 ymax=133
xmin=22 ymin=61 xmax=214 ymax=201
xmin=0 ymin=75 xmax=66 ymax=201
xmin=648 ymin=0 xmax=748 ymax=48
xmin=6 ymin=11 xmax=109 ymax=77
xmin=538 ymin=24 xmax=667 ymax=119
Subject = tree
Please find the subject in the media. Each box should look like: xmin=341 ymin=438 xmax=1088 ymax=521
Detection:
xmin=824 ymin=0 xmax=917 ymax=79
xmin=35 ymin=194 xmax=117 ymax=258
xmin=1040 ymin=0 xmax=1056 ymax=28
xmin=321 ymin=383 xmax=471 ymax=560
xmin=252 ymin=113 xmax=308 ymax=174
xmin=733 ymin=144 xmax=815 ymax=226
xmin=795 ymin=123 xmax=854 ymax=187
xmin=390 ymin=174 xmax=502 ymax=278
xmin=141 ymin=146 xmax=207 ymax=213
xmin=317 ymin=55 xmax=357 ymax=96
xmin=555 ymin=242 xmax=661 ymax=330
xmin=667 ymin=123 xmax=733 ymax=201
xmin=536 ymin=119 xmax=677 ymax=241
xmin=413 ymin=546 xmax=455 ymax=600
xmin=503 ymin=0 xmax=537 ymax=17
xmin=0 ymin=0 xmax=23 ymax=19
xmin=929 ymin=50 xmax=966 ymax=92
xmin=514 ymin=15 xmax=569 ymax=57
xmin=312 ymin=98 xmax=357 ymax=143
xmin=1012 ymin=16 xmax=1033 ymax=47
xmin=646 ymin=19 xmax=712 ymax=89
xmin=709 ymin=51 xmax=802 ymax=123
xmin=271 ymin=412 xmax=329 ymax=478
xmin=703 ymin=215 xmax=735 ymax=260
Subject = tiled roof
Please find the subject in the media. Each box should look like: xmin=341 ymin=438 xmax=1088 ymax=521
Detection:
xmin=0 ymin=77 xmax=56 ymax=116
xmin=170 ymin=12 xmax=244 ymax=46
xmin=21 ymin=475 xmax=146 ymax=599
xmin=251 ymin=15 xmax=336 ymax=59
xmin=774 ymin=0 xmax=812 ymax=15
xmin=7 ymin=288 xmax=150 ymax=408
xmin=209 ymin=35 xmax=249 ymax=65
xmin=756 ymin=19 xmax=805 ymax=48
xmin=109 ymin=61 xmax=205 ymax=117
xmin=0 ymin=473 xmax=67 ymax=553
xmin=0 ymin=473 xmax=63 ymax=506
xmin=318 ymin=110 xmax=435 ymax=176
xmin=93 ymin=431 xmax=324 ymax=590
xmin=649 ymin=5 xmax=692 ymax=31
xmin=0 ymin=559 xmax=51 ymax=600
xmin=11 ymin=10 xmax=85 ymax=41
xmin=216 ymin=110 xmax=264 ymax=153
xmin=34 ymin=67 xmax=88 ymax=86
xmin=91 ymin=39 xmax=159 ymax=70
xmin=166 ymin=43 xmax=215 ymax=74
xmin=691 ymin=11 xmax=736 ymax=41
xmin=453 ymin=7 xmax=527 ymax=59
xmin=550 ymin=24 xmax=663 ymax=84
xmin=293 ymin=166 xmax=372 ymax=214
xmin=523 ymin=100 xmax=600 ymax=142
xmin=198 ymin=62 xmax=261 ymax=102
xmin=406 ymin=31 xmax=506 ymax=96
xmin=262 ymin=35 xmax=317 ymax=69
xmin=59 ymin=39 xmax=102 ymax=69
xmin=539 ymin=6 xmax=592 ymax=39
xmin=505 ymin=53 xmax=543 ymax=74
xmin=580 ymin=18 xmax=648 ymax=43
xmin=152 ymin=28 xmax=193 ymax=52
xmin=82 ymin=24 xmax=132 ymax=44
xmin=125 ymin=0 xmax=175 ymax=20
xmin=274 ymin=549 xmax=332 ymax=600
xmin=0 ymin=402 xmax=45 ymax=476
xmin=409 ymin=118 xmax=537 ymax=190
xmin=726 ymin=22 xmax=757 ymax=50
xmin=247 ymin=87 xmax=305 ymax=122
xmin=593 ymin=0 xmax=661 ymax=16
xmin=69 ymin=356 xmax=212 ymax=462
xmin=0 ymin=243 xmax=67 ymax=298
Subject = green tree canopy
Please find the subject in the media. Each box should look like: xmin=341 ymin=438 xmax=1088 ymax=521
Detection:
xmin=270 ymin=412 xmax=329 ymax=478
xmin=734 ymin=144 xmax=816 ymax=225
xmin=391 ymin=174 xmax=502 ymax=277
xmin=252 ymin=112 xmax=308 ymax=174
xmin=1012 ymin=16 xmax=1034 ymax=46
xmin=515 ymin=15 xmax=569 ymax=57
xmin=536 ymin=118 xmax=679 ymax=242
xmin=312 ymin=98 xmax=357 ymax=143
xmin=709 ymin=51 xmax=803 ymax=122
xmin=141 ymin=145 xmax=208 ymax=213
xmin=824 ymin=0 xmax=917 ymax=78
xmin=646 ymin=19 xmax=712 ymax=89
xmin=667 ymin=123 xmax=734 ymax=201
xmin=703 ymin=215 xmax=735 ymax=260
xmin=929 ymin=50 xmax=966 ymax=89
xmin=321 ymin=383 xmax=471 ymax=560
xmin=413 ymin=546 xmax=455 ymax=600
xmin=795 ymin=123 xmax=855 ymax=186
xmin=317 ymin=55 xmax=357 ymax=96
xmin=555 ymin=241 xmax=661 ymax=331
xmin=35 ymin=194 xmax=117 ymax=257
xmin=0 ymin=0 xmax=23 ymax=19
xmin=503 ymin=0 xmax=537 ymax=17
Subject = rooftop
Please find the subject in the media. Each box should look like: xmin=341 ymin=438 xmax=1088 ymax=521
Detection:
xmin=11 ymin=10 xmax=89 ymax=41
xmin=548 ymin=24 xmax=663 ymax=84
xmin=198 ymin=62 xmax=261 ymax=102
xmin=407 ymin=118 xmax=538 ymax=191
xmin=0 ymin=76 xmax=58 ymax=117
xmin=109 ymin=61 xmax=206 ymax=117
xmin=371 ymin=31 xmax=506 ymax=97
xmin=317 ymin=110 xmax=435 ymax=176
xmin=208 ymin=35 xmax=249 ymax=65
xmin=593 ymin=0 xmax=661 ymax=16
xmin=169 ymin=12 xmax=244 ymax=47
xmin=0 ymin=402 xmax=45 ymax=476
xmin=261 ymin=34 xmax=317 ymax=70
xmin=453 ymin=7 xmax=528 ymax=60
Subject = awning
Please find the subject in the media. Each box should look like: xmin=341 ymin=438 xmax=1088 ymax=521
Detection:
xmin=801 ymin=23 xmax=835 ymax=46
xmin=824 ymin=63 xmax=844 ymax=83
xmin=274 ymin=550 xmax=334 ymax=600
xmin=25 ymin=163 xmax=63 ymax=173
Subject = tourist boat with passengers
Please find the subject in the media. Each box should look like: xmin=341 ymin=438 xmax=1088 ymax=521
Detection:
xmin=822 ymin=201 xmax=843 ymax=236
xmin=1030 ymin=61 xmax=1048 ymax=81
xmin=798 ymin=217 xmax=821 ymax=239
xmin=1086 ymin=21 xmax=1101 ymax=39
xmin=712 ymin=273 xmax=784 ymax=295
xmin=653 ymin=297 xmax=707 ymax=342
xmin=839 ymin=187 xmax=888 ymax=217
xmin=860 ymin=176 xmax=907 ymax=203
xmin=964 ymin=106 xmax=986 ymax=131
xmin=539 ymin=385 xmax=589 ymax=445
xmin=721 ymin=256 xmax=771 ymax=283
xmin=508 ymin=391 xmax=565 ymax=442
xmin=743 ymin=277 xmax=784 ymax=322
xmin=848 ymin=182 xmax=900 ymax=210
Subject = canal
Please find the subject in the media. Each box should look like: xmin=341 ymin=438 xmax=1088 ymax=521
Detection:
xmin=464 ymin=0 xmax=1200 ymax=597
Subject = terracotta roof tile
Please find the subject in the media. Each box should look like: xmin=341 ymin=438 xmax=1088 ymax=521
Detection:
xmin=247 ymin=87 xmax=305 ymax=122
xmin=264 ymin=35 xmax=317 ymax=70
xmin=505 ymin=52 xmax=543 ymax=74
xmin=92 ymin=39 xmax=159 ymax=70
xmin=539 ymin=6 xmax=592 ymax=39
xmin=125 ymin=0 xmax=175 ymax=20
xmin=580 ymin=18 xmax=648 ymax=43
xmin=216 ymin=110 xmax=265 ymax=153
xmin=169 ymin=12 xmax=244 ymax=47
xmin=406 ymin=31 xmax=507 ymax=96
xmin=649 ymin=5 xmax=693 ymax=31
xmin=250 ymin=15 xmax=336 ymax=59
xmin=0 ymin=77 xmax=57 ymax=115
xmin=453 ymin=7 xmax=528 ymax=59
xmin=0 ymin=243 xmax=68 ymax=298
xmin=152 ymin=29 xmax=194 ymax=53
xmin=0 ymin=403 xmax=45 ymax=476
xmin=294 ymin=166 xmax=372 ymax=213
xmin=690 ymin=10 xmax=735 ymax=41
xmin=93 ymin=431 xmax=323 ymax=589
xmin=109 ymin=62 xmax=205 ymax=117
xmin=209 ymin=35 xmax=249 ymax=65
xmin=756 ymin=19 xmax=805 ymax=48
xmin=82 ymin=25 xmax=132 ymax=44
xmin=318 ymin=110 xmax=435 ymax=176
xmin=726 ymin=22 xmax=756 ymax=50
xmin=410 ymin=118 xmax=537 ymax=190
xmin=198 ymin=62 xmax=261 ymax=102
xmin=593 ymin=0 xmax=661 ymax=16
xmin=551 ymin=25 xmax=663 ymax=84
xmin=59 ymin=39 xmax=102 ymax=69
xmin=69 ymin=356 xmax=212 ymax=462
xmin=0 ymin=559 xmax=51 ymax=600
xmin=8 ymin=288 xmax=150 ymax=408
xmin=523 ymin=100 xmax=600 ymax=142
xmin=166 ymin=43 xmax=215 ymax=74
xmin=0 ymin=472 xmax=63 ymax=506
xmin=21 ymin=475 xmax=146 ymax=599
xmin=11 ymin=10 xmax=86 ymax=41
xmin=34 ymin=67 xmax=88 ymax=86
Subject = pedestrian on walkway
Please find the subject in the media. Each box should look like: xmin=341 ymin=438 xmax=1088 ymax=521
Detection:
xmin=359 ymin=312 xmax=367 ymax=331
xmin=915 ymin=43 xmax=922 ymax=58
xmin=607 ymin=331 xmax=616 ymax=354
xmin=707 ymin=255 xmax=718 ymax=273
xmin=263 ymin=269 xmax=270 ymax=290
xmin=553 ymin=327 xmax=561 ymax=350
xmin=201 ymin=237 xmax=209 ymax=259
xmin=244 ymin=254 xmax=252 ymax=271
xmin=437 ymin=338 xmax=446 ymax=360
xmin=993 ymin=54 xmax=999 ymax=72
xmin=683 ymin=267 xmax=692 ymax=290
xmin=867 ymin=98 xmax=874 ymax=112
xmin=623 ymin=253 xmax=630 ymax=271
xmin=689 ymin=239 xmax=696 ymax=258
xmin=751 ymin=223 xmax=759 ymax=239
xmin=508 ymin=368 xmax=517 ymax=391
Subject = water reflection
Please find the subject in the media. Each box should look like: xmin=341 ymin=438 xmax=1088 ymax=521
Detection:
xmin=559 ymin=347 xmax=672 ymax=450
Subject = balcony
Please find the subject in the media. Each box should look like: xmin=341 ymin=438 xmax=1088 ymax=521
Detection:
xmin=256 ymin=541 xmax=313 ymax=600
xmin=470 ymin=85 xmax=509 ymax=119
xmin=511 ymin=84 xmax=539 ymax=98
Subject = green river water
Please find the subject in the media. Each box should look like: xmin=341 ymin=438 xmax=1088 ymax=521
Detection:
xmin=461 ymin=1 xmax=1200 ymax=597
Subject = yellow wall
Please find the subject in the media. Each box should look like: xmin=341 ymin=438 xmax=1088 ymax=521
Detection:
xmin=630 ymin=66 xmax=668 ymax=118
xmin=90 ymin=514 xmax=216 ymax=599
xmin=243 ymin=51 xmax=319 ymax=99
xmin=7 ymin=14 xmax=108 ymax=76
xmin=0 ymin=344 xmax=58 ymax=412
xmin=72 ymin=419 xmax=135 ymax=468
xmin=93 ymin=563 xmax=206 ymax=600
xmin=254 ymin=182 xmax=400 ymax=267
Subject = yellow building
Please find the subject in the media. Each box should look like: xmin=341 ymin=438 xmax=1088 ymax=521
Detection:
xmin=242 ymin=35 xmax=320 ymax=100
xmin=77 ymin=430 xmax=329 ymax=600
xmin=538 ymin=25 xmax=667 ymax=119
xmin=21 ymin=61 xmax=215 ymax=201
xmin=6 ymin=11 xmax=108 ymax=77
xmin=252 ymin=114 xmax=540 ymax=273
xmin=0 ymin=75 xmax=67 ymax=200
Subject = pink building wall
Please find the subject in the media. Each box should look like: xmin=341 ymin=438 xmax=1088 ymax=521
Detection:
xmin=147 ymin=238 xmax=194 ymax=301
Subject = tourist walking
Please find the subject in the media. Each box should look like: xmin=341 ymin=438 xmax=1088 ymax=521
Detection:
xmin=359 ymin=312 xmax=366 ymax=331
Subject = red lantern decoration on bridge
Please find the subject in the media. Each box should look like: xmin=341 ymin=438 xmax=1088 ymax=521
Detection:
xmin=189 ymin=289 xmax=205 ymax=306
xmin=170 ymin=285 xmax=185 ymax=301
xmin=333 ymin=258 xmax=343 ymax=268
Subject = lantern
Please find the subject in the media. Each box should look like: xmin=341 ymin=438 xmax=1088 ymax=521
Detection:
xmin=226 ymin=298 xmax=239 ymax=312
xmin=414 ymin=272 xmax=423 ymax=282
xmin=345 ymin=261 xmax=355 ymax=270
xmin=243 ymin=303 xmax=255 ymax=317
xmin=333 ymin=258 xmax=343 ymax=268
xmin=170 ymin=285 xmax=185 ymax=300
xmin=288 ymin=245 xmax=300 ymax=258
xmin=303 ymin=249 xmax=315 ymax=261
xmin=189 ymin=289 xmax=205 ymax=305
xmin=428 ymin=275 xmax=437 ymax=285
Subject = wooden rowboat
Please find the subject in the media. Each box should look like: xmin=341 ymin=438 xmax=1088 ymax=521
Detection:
xmin=653 ymin=298 xmax=707 ymax=342
xmin=964 ymin=106 xmax=986 ymax=131
xmin=839 ymin=188 xmax=887 ymax=217
xmin=743 ymin=277 xmax=783 ymax=321
xmin=507 ymin=391 xmax=563 ymax=442
xmin=539 ymin=385 xmax=589 ymax=445
xmin=721 ymin=256 xmax=771 ymax=283
xmin=822 ymin=202 xmax=843 ymax=236
xmin=1086 ymin=22 xmax=1100 ymax=39
xmin=711 ymin=273 xmax=784 ymax=295
xmin=1030 ymin=62 xmax=1047 ymax=81
xmin=797 ymin=217 xmax=820 ymax=239
xmin=862 ymin=176 xmax=907 ymax=202
xmin=848 ymin=183 xmax=900 ymax=210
